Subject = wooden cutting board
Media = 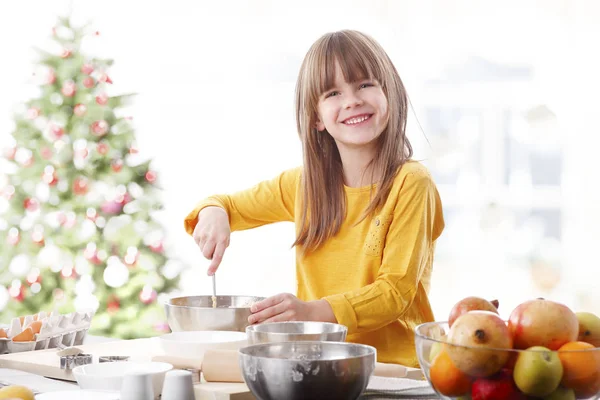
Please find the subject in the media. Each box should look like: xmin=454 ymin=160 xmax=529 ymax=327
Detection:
xmin=0 ymin=338 xmax=254 ymax=400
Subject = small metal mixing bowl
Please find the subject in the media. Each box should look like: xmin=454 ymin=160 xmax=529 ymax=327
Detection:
xmin=246 ymin=321 xmax=347 ymax=345
xmin=239 ymin=341 xmax=376 ymax=400
xmin=164 ymin=295 xmax=264 ymax=332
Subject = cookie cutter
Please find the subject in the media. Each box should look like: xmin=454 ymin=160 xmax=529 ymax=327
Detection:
xmin=183 ymin=368 xmax=201 ymax=384
xmin=99 ymin=355 xmax=130 ymax=363
xmin=60 ymin=353 xmax=93 ymax=369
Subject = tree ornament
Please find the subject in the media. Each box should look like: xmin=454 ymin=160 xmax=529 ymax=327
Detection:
xmin=61 ymin=81 xmax=76 ymax=97
xmin=73 ymin=177 xmax=89 ymax=195
xmin=3 ymin=146 xmax=17 ymax=160
xmin=139 ymin=285 xmax=157 ymax=305
xmin=83 ymin=77 xmax=95 ymax=89
xmin=81 ymin=63 xmax=94 ymax=75
xmin=91 ymin=120 xmax=109 ymax=136
xmin=111 ymin=159 xmax=123 ymax=172
xmin=26 ymin=107 xmax=41 ymax=120
xmin=74 ymin=104 xmax=87 ymax=116
xmin=9 ymin=283 xmax=25 ymax=302
xmin=60 ymin=49 xmax=72 ymax=58
xmin=41 ymin=147 xmax=53 ymax=160
xmin=23 ymin=197 xmax=40 ymax=212
xmin=98 ymin=73 xmax=112 ymax=84
xmin=7 ymin=227 xmax=20 ymax=246
xmin=31 ymin=225 xmax=45 ymax=246
xmin=96 ymin=93 xmax=108 ymax=105
xmin=50 ymin=125 xmax=64 ymax=140
xmin=145 ymin=171 xmax=157 ymax=183
xmin=107 ymin=295 xmax=120 ymax=313
xmin=149 ymin=240 xmax=164 ymax=254
xmin=97 ymin=142 xmax=109 ymax=155
xmin=46 ymin=68 xmax=56 ymax=84
xmin=42 ymin=166 xmax=59 ymax=186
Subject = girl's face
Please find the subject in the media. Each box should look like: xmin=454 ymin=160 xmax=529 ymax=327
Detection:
xmin=315 ymin=62 xmax=388 ymax=155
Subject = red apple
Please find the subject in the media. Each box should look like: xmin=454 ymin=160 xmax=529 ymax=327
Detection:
xmin=508 ymin=298 xmax=578 ymax=350
xmin=447 ymin=311 xmax=513 ymax=377
xmin=472 ymin=368 xmax=528 ymax=400
xmin=449 ymin=296 xmax=500 ymax=327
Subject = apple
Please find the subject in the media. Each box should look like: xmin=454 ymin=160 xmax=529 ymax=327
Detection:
xmin=508 ymin=298 xmax=578 ymax=350
xmin=576 ymin=311 xmax=600 ymax=347
xmin=544 ymin=386 xmax=576 ymax=400
xmin=513 ymin=346 xmax=563 ymax=397
xmin=471 ymin=369 xmax=527 ymax=400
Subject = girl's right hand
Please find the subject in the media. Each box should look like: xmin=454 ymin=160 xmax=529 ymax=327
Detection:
xmin=192 ymin=206 xmax=231 ymax=275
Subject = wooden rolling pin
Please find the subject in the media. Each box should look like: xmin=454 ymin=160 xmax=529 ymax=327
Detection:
xmin=153 ymin=349 xmax=419 ymax=383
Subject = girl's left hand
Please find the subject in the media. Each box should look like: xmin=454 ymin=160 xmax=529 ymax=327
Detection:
xmin=248 ymin=293 xmax=336 ymax=324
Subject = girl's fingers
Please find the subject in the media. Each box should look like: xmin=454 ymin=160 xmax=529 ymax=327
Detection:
xmin=248 ymin=300 xmax=288 ymax=324
xmin=251 ymin=293 xmax=285 ymax=313
xmin=202 ymin=239 xmax=216 ymax=260
xmin=207 ymin=241 xmax=227 ymax=276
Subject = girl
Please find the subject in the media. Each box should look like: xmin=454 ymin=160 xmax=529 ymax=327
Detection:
xmin=184 ymin=30 xmax=444 ymax=367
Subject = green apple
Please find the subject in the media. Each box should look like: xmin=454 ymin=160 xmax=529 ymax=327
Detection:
xmin=513 ymin=346 xmax=563 ymax=397
xmin=429 ymin=340 xmax=443 ymax=362
xmin=544 ymin=386 xmax=576 ymax=400
xmin=576 ymin=311 xmax=600 ymax=347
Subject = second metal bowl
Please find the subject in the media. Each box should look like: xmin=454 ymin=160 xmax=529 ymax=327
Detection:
xmin=246 ymin=321 xmax=347 ymax=345
xmin=239 ymin=341 xmax=376 ymax=400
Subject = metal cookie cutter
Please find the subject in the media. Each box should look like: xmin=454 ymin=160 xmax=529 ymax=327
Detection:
xmin=183 ymin=368 xmax=201 ymax=384
xmin=60 ymin=353 xmax=92 ymax=370
xmin=99 ymin=355 xmax=130 ymax=363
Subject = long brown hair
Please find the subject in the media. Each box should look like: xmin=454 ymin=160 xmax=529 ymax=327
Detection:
xmin=293 ymin=30 xmax=412 ymax=252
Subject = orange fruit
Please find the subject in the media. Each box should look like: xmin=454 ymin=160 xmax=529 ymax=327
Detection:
xmin=26 ymin=320 xmax=42 ymax=334
xmin=0 ymin=329 xmax=7 ymax=339
xmin=430 ymin=349 xmax=472 ymax=396
xmin=18 ymin=316 xmax=25 ymax=327
xmin=12 ymin=327 xmax=34 ymax=342
xmin=558 ymin=341 xmax=600 ymax=398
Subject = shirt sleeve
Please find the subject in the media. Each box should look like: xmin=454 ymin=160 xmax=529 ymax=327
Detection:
xmin=184 ymin=167 xmax=300 ymax=234
xmin=324 ymin=169 xmax=444 ymax=334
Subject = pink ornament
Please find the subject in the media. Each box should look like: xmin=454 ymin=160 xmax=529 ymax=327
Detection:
xmin=101 ymin=201 xmax=123 ymax=215
xmin=145 ymin=171 xmax=157 ymax=183
xmin=41 ymin=147 xmax=53 ymax=160
xmin=73 ymin=177 xmax=89 ymax=195
xmin=81 ymin=63 xmax=94 ymax=75
xmin=97 ymin=142 xmax=109 ymax=155
xmin=74 ymin=104 xmax=87 ymax=116
xmin=61 ymin=81 xmax=76 ymax=97
xmin=23 ymin=198 xmax=39 ymax=212
xmin=149 ymin=241 xmax=164 ymax=254
xmin=111 ymin=159 xmax=123 ymax=172
xmin=26 ymin=107 xmax=40 ymax=120
xmin=96 ymin=93 xmax=108 ymax=105
xmin=91 ymin=120 xmax=109 ymax=136
xmin=47 ymin=69 xmax=56 ymax=84
xmin=83 ymin=77 xmax=95 ymax=89
xmin=61 ymin=49 xmax=72 ymax=58
xmin=98 ymin=73 xmax=113 ymax=84
xmin=50 ymin=125 xmax=64 ymax=140
xmin=3 ymin=146 xmax=17 ymax=160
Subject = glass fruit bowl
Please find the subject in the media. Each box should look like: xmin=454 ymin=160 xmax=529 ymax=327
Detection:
xmin=415 ymin=321 xmax=600 ymax=399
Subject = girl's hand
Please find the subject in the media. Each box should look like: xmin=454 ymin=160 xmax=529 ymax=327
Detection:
xmin=248 ymin=293 xmax=337 ymax=324
xmin=192 ymin=206 xmax=231 ymax=275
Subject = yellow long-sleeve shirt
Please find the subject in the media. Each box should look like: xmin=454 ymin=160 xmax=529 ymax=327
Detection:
xmin=184 ymin=161 xmax=444 ymax=367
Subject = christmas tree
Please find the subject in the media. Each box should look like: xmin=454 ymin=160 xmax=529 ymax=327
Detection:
xmin=0 ymin=17 xmax=183 ymax=339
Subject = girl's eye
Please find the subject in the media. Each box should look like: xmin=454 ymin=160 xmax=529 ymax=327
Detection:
xmin=359 ymin=82 xmax=374 ymax=89
xmin=325 ymin=91 xmax=339 ymax=98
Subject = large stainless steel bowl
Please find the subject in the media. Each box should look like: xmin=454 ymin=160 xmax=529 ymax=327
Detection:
xmin=164 ymin=295 xmax=264 ymax=332
xmin=246 ymin=321 xmax=347 ymax=345
xmin=239 ymin=341 xmax=376 ymax=400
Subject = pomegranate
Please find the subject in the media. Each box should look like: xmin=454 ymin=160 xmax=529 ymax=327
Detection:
xmin=447 ymin=311 xmax=513 ymax=377
xmin=472 ymin=369 xmax=529 ymax=400
xmin=449 ymin=296 xmax=500 ymax=327
xmin=508 ymin=298 xmax=578 ymax=350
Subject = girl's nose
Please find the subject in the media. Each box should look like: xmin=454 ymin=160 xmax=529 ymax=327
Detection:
xmin=343 ymin=93 xmax=363 ymax=109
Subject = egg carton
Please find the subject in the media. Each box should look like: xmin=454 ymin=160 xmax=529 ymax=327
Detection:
xmin=0 ymin=310 xmax=94 ymax=354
